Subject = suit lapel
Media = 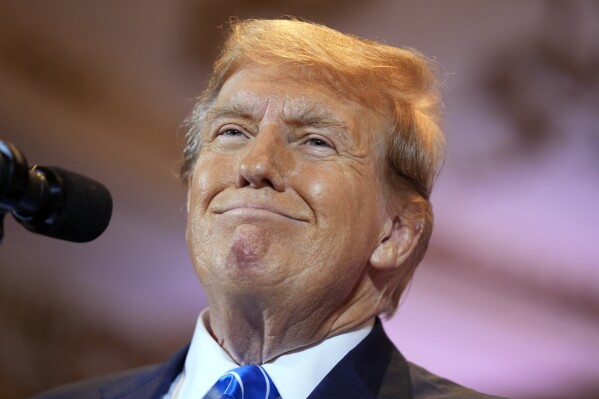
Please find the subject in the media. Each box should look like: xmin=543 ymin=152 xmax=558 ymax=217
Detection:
xmin=100 ymin=344 xmax=189 ymax=399
xmin=307 ymin=319 xmax=413 ymax=399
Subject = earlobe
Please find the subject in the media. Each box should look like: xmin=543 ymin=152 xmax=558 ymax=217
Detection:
xmin=370 ymin=216 xmax=419 ymax=270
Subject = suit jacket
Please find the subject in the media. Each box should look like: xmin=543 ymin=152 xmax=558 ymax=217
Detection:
xmin=33 ymin=320 xmax=506 ymax=399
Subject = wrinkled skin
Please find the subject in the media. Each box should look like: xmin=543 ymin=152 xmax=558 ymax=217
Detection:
xmin=186 ymin=64 xmax=412 ymax=364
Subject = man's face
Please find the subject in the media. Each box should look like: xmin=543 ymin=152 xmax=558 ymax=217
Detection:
xmin=187 ymin=64 xmax=390 ymax=322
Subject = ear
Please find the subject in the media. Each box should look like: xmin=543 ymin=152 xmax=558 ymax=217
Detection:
xmin=185 ymin=188 xmax=191 ymax=213
xmin=370 ymin=214 xmax=422 ymax=271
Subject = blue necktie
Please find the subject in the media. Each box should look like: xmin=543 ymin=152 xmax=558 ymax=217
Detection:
xmin=203 ymin=365 xmax=281 ymax=399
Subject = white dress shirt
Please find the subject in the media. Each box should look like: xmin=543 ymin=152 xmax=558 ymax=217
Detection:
xmin=164 ymin=309 xmax=373 ymax=399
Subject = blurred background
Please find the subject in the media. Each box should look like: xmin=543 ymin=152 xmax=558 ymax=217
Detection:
xmin=0 ymin=1 xmax=598 ymax=398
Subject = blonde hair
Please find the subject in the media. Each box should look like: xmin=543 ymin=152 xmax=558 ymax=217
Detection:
xmin=181 ymin=18 xmax=445 ymax=316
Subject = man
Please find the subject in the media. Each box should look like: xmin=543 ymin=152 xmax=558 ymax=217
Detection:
xmin=36 ymin=19 xmax=504 ymax=399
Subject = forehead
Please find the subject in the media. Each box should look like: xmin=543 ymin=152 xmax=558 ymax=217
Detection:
xmin=209 ymin=65 xmax=386 ymax=148
xmin=216 ymin=64 xmax=351 ymax=108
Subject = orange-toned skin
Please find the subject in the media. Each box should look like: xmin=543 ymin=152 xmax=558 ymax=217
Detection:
xmin=186 ymin=65 xmax=419 ymax=365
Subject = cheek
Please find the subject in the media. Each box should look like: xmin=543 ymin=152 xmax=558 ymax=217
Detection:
xmin=300 ymin=163 xmax=385 ymax=265
xmin=186 ymin=155 xmax=233 ymax=255
xmin=307 ymin=179 xmax=325 ymax=202
xmin=301 ymin=163 xmax=380 ymax=221
xmin=190 ymin=154 xmax=237 ymax=211
xmin=193 ymin=168 xmax=215 ymax=211
xmin=300 ymin=170 xmax=346 ymax=226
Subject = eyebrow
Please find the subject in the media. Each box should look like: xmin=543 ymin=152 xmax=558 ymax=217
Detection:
xmin=284 ymin=102 xmax=349 ymax=132
xmin=206 ymin=101 xmax=256 ymax=124
xmin=206 ymin=96 xmax=353 ymax=147
xmin=284 ymin=102 xmax=352 ymax=149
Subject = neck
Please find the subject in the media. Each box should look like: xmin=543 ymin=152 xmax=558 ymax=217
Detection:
xmin=205 ymin=276 xmax=384 ymax=364
xmin=206 ymin=295 xmax=321 ymax=364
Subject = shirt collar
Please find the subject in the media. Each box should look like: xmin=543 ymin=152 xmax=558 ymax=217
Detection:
xmin=174 ymin=309 xmax=373 ymax=399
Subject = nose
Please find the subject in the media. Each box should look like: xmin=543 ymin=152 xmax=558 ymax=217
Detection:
xmin=237 ymin=126 xmax=287 ymax=191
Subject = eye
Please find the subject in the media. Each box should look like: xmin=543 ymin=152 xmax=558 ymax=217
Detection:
xmin=306 ymin=137 xmax=333 ymax=149
xmin=220 ymin=128 xmax=245 ymax=137
xmin=213 ymin=127 xmax=250 ymax=143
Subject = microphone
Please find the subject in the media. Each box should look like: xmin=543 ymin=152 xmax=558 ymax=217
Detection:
xmin=0 ymin=140 xmax=112 ymax=243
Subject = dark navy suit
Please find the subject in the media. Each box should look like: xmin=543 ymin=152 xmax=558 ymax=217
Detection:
xmin=34 ymin=320 xmax=506 ymax=399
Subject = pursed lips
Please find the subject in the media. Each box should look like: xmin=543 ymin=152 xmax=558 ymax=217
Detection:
xmin=214 ymin=202 xmax=309 ymax=222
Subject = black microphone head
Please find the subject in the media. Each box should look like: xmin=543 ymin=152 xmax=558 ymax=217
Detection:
xmin=15 ymin=166 xmax=112 ymax=242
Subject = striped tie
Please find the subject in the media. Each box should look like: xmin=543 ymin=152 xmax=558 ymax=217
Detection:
xmin=203 ymin=365 xmax=281 ymax=399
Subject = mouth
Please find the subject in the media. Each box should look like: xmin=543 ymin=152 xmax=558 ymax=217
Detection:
xmin=216 ymin=204 xmax=309 ymax=223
